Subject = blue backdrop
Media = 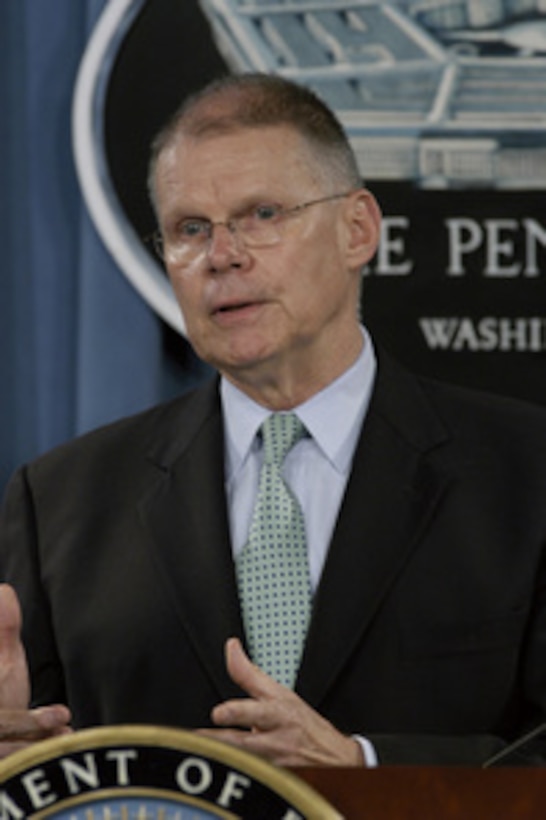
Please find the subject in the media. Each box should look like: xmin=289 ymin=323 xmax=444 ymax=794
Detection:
xmin=0 ymin=0 xmax=197 ymax=494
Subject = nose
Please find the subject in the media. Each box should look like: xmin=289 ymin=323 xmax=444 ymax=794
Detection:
xmin=206 ymin=222 xmax=246 ymax=271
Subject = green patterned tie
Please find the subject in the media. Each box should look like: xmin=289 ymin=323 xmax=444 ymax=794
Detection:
xmin=237 ymin=412 xmax=312 ymax=688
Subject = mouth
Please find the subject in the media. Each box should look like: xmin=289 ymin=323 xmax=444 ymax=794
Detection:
xmin=211 ymin=299 xmax=265 ymax=323
xmin=214 ymin=301 xmax=254 ymax=313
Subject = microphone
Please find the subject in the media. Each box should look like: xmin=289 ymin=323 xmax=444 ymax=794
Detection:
xmin=482 ymin=722 xmax=546 ymax=768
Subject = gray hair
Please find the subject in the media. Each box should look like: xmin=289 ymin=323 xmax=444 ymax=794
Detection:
xmin=148 ymin=73 xmax=361 ymax=209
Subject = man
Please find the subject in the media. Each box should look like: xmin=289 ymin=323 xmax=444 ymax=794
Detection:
xmin=1 ymin=73 xmax=546 ymax=767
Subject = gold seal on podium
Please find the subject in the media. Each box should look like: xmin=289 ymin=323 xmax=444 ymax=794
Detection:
xmin=0 ymin=725 xmax=342 ymax=818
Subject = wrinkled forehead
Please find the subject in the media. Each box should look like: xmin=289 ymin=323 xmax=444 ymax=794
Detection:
xmin=155 ymin=124 xmax=323 ymax=190
xmin=148 ymin=119 xmax=339 ymax=227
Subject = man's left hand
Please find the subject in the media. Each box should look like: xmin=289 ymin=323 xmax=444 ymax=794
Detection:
xmin=199 ymin=638 xmax=364 ymax=767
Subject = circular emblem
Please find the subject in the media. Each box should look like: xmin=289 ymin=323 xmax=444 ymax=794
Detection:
xmin=0 ymin=725 xmax=341 ymax=818
xmin=72 ymin=0 xmax=185 ymax=335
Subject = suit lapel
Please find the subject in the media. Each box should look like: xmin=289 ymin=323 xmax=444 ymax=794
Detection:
xmin=138 ymin=379 xmax=244 ymax=701
xmin=297 ymin=353 xmax=452 ymax=707
xmin=135 ymin=354 xmax=453 ymax=708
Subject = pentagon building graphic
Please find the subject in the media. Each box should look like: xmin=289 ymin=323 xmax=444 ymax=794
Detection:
xmin=199 ymin=0 xmax=546 ymax=189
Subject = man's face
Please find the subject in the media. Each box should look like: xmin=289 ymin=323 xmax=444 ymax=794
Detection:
xmin=153 ymin=125 xmax=378 ymax=396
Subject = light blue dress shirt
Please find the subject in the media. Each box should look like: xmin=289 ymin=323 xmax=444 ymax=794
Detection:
xmin=222 ymin=327 xmax=377 ymax=592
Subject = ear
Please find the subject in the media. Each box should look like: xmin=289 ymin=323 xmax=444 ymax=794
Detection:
xmin=344 ymin=189 xmax=381 ymax=269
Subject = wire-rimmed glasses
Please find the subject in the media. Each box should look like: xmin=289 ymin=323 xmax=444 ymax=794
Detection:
xmin=150 ymin=190 xmax=356 ymax=266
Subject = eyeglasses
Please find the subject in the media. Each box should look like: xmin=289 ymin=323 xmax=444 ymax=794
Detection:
xmin=151 ymin=190 xmax=355 ymax=266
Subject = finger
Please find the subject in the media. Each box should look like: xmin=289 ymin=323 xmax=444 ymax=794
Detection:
xmin=0 ymin=585 xmax=30 ymax=709
xmin=197 ymin=727 xmax=279 ymax=758
xmin=224 ymin=638 xmax=285 ymax=700
xmin=0 ymin=584 xmax=22 ymax=650
xmin=32 ymin=705 xmax=72 ymax=733
xmin=197 ymin=727 xmax=250 ymax=744
xmin=0 ymin=741 xmax=38 ymax=760
xmin=0 ymin=706 xmax=71 ymax=741
xmin=211 ymin=696 xmax=272 ymax=730
xmin=197 ymin=726 xmax=297 ymax=766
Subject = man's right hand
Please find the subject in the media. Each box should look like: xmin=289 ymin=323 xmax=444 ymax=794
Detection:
xmin=0 ymin=583 xmax=71 ymax=758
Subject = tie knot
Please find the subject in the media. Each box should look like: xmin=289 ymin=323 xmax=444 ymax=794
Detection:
xmin=261 ymin=412 xmax=305 ymax=466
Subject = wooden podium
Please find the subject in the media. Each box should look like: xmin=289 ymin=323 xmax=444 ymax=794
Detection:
xmin=296 ymin=766 xmax=546 ymax=818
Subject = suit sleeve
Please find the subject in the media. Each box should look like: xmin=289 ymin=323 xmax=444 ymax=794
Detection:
xmin=369 ymin=539 xmax=546 ymax=766
xmin=0 ymin=467 xmax=67 ymax=707
xmin=368 ymin=734 xmax=504 ymax=765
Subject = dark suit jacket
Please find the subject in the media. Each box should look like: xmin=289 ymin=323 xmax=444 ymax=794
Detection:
xmin=2 ymin=351 xmax=546 ymax=765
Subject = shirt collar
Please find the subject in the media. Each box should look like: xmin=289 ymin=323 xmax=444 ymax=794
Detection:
xmin=221 ymin=327 xmax=377 ymax=480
